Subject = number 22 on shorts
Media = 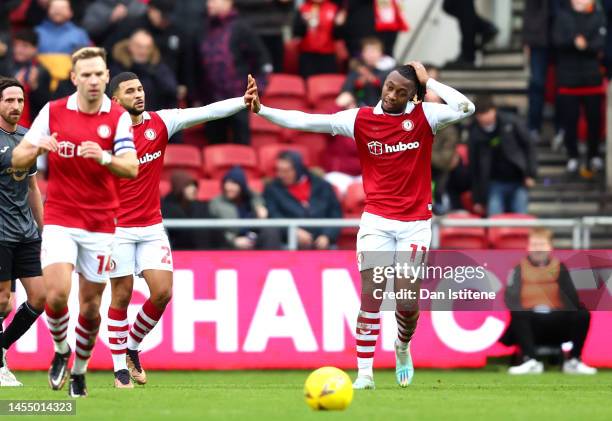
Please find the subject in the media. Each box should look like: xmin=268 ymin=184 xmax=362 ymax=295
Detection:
xmin=161 ymin=246 xmax=172 ymax=264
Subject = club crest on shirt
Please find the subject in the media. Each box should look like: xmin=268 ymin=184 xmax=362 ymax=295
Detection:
xmin=97 ymin=124 xmax=111 ymax=139
xmin=402 ymin=119 xmax=414 ymax=132
xmin=144 ymin=128 xmax=157 ymax=141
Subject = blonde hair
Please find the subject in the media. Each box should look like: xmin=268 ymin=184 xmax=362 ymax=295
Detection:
xmin=529 ymin=227 xmax=553 ymax=243
xmin=71 ymin=47 xmax=107 ymax=67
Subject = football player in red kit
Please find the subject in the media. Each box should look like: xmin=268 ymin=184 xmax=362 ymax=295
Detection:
xmin=245 ymin=63 xmax=475 ymax=389
xmin=11 ymin=47 xmax=139 ymax=397
xmin=107 ymin=72 xmax=254 ymax=388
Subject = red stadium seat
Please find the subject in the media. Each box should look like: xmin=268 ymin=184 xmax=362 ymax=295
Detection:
xmin=264 ymin=96 xmax=311 ymax=112
xmin=337 ymin=181 xmax=365 ymax=250
xmin=286 ymin=132 xmax=329 ymax=166
xmin=488 ymin=213 xmax=537 ymax=249
xmin=306 ymin=74 xmax=346 ymax=112
xmin=439 ymin=212 xmax=487 ymax=249
xmin=159 ymin=179 xmax=171 ymax=198
xmin=197 ymin=178 xmax=221 ymax=201
xmin=163 ymin=144 xmax=203 ymax=180
xmin=250 ymin=114 xmax=285 ymax=149
xmin=263 ymin=74 xmax=309 ymax=111
xmin=203 ymin=145 xmax=259 ymax=179
xmin=266 ymin=73 xmax=306 ymax=99
xmin=343 ymin=181 xmax=365 ymax=217
xmin=248 ymin=178 xmax=264 ymax=193
xmin=257 ymin=143 xmax=312 ymax=178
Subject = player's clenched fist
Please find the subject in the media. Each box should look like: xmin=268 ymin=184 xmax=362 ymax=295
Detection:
xmin=38 ymin=132 xmax=59 ymax=153
xmin=80 ymin=141 xmax=112 ymax=165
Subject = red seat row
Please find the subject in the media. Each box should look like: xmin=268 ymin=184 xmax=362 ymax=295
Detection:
xmin=263 ymin=73 xmax=346 ymax=113
xmin=163 ymin=142 xmax=327 ymax=181
xmin=440 ymin=212 xmax=536 ymax=249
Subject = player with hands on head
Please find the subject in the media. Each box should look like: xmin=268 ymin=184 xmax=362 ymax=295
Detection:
xmin=245 ymin=61 xmax=475 ymax=390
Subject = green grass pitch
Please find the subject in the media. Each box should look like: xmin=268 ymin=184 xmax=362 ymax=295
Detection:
xmin=2 ymin=369 xmax=611 ymax=420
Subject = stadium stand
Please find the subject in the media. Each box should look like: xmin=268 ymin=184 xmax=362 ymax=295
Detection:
xmin=163 ymin=144 xmax=203 ymax=180
xmin=203 ymin=144 xmax=259 ymax=179
xmin=306 ymin=74 xmax=346 ymax=112
xmin=257 ymin=143 xmax=312 ymax=178
xmin=439 ymin=212 xmax=488 ymax=249
xmin=488 ymin=213 xmax=537 ymax=249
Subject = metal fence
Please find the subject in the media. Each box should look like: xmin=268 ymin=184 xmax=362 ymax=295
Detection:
xmin=163 ymin=217 xmax=612 ymax=250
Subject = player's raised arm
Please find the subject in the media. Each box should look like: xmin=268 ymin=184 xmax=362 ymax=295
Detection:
xmin=158 ymin=97 xmax=248 ymax=138
xmin=12 ymin=103 xmax=58 ymax=168
xmin=247 ymin=75 xmax=358 ymax=139
xmin=409 ymin=61 xmax=476 ymax=133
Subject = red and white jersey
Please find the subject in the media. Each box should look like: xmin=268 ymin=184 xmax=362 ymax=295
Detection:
xmin=24 ymin=93 xmax=135 ymax=233
xmin=258 ymin=78 xmax=475 ymax=222
xmin=353 ymin=103 xmax=434 ymax=221
xmin=117 ymin=97 xmax=247 ymax=227
xmin=117 ymin=98 xmax=246 ymax=228
xmin=117 ymin=111 xmax=171 ymax=227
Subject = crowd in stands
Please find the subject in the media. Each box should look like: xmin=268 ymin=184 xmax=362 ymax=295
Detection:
xmin=524 ymin=0 xmax=609 ymax=177
xmin=1 ymin=0 xmax=611 ymax=250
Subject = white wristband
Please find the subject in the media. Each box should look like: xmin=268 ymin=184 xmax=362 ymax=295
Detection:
xmin=100 ymin=151 xmax=112 ymax=166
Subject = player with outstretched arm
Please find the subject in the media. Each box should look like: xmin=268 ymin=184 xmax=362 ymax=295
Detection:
xmin=106 ymin=72 xmax=256 ymax=388
xmin=11 ymin=47 xmax=139 ymax=397
xmin=245 ymin=63 xmax=475 ymax=389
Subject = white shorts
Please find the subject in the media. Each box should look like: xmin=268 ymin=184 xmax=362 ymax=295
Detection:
xmin=356 ymin=212 xmax=432 ymax=271
xmin=111 ymin=223 xmax=173 ymax=278
xmin=41 ymin=225 xmax=114 ymax=283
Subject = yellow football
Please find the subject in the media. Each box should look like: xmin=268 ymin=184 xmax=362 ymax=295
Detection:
xmin=303 ymin=367 xmax=354 ymax=411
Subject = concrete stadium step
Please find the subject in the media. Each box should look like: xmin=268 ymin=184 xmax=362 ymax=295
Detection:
xmin=528 ymin=201 xmax=601 ymax=216
xmin=440 ymin=68 xmax=527 ymax=94
xmin=528 ymin=190 xmax=606 ymax=202
xmin=482 ymin=52 xmax=525 ymax=69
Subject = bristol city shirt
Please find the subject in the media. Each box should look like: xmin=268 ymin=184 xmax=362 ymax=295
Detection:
xmin=117 ymin=97 xmax=247 ymax=228
xmin=257 ymin=79 xmax=475 ymax=222
xmin=24 ymin=93 xmax=135 ymax=233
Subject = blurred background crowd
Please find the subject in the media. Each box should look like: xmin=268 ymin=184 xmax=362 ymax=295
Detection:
xmin=1 ymin=0 xmax=611 ymax=250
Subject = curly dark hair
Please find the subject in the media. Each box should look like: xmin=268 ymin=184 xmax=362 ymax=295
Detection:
xmin=394 ymin=64 xmax=426 ymax=102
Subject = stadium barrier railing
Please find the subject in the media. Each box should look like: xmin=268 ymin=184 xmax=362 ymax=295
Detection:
xmin=581 ymin=217 xmax=612 ymax=249
xmin=163 ymin=217 xmax=593 ymax=250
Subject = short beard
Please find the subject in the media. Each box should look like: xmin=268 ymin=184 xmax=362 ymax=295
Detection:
xmin=1 ymin=114 xmax=19 ymax=126
xmin=127 ymin=107 xmax=144 ymax=116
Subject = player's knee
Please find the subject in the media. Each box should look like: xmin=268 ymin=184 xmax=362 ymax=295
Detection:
xmin=46 ymin=289 xmax=69 ymax=309
xmin=28 ymin=288 xmax=46 ymax=312
xmin=0 ymin=290 xmax=10 ymax=314
xmin=151 ymin=288 xmax=172 ymax=309
xmin=111 ymin=286 xmax=132 ymax=309
xmin=79 ymin=301 xmax=101 ymax=320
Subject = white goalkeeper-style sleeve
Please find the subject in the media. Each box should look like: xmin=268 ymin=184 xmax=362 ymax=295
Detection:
xmin=257 ymin=106 xmax=359 ymax=139
xmin=422 ymin=78 xmax=476 ymax=134
xmin=157 ymin=97 xmax=247 ymax=138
